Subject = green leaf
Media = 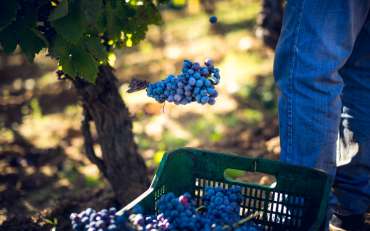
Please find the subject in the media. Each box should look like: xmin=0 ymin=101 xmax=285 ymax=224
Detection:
xmin=59 ymin=55 xmax=76 ymax=77
xmin=104 ymin=2 xmax=122 ymax=39
xmin=116 ymin=3 xmax=136 ymax=19
xmin=49 ymin=35 xmax=70 ymax=58
xmin=71 ymin=47 xmax=98 ymax=82
xmin=18 ymin=28 xmax=48 ymax=62
xmin=84 ymin=36 xmax=107 ymax=61
xmin=140 ymin=2 xmax=162 ymax=25
xmin=81 ymin=0 xmax=103 ymax=28
xmin=0 ymin=1 xmax=17 ymax=30
xmin=49 ymin=0 xmax=69 ymax=21
xmin=51 ymin=0 xmax=86 ymax=44
xmin=58 ymin=46 xmax=98 ymax=82
xmin=110 ymin=0 xmax=118 ymax=8
xmin=120 ymin=2 xmax=162 ymax=46
xmin=0 ymin=24 xmax=17 ymax=54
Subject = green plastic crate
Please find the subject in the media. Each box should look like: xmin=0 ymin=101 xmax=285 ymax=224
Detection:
xmin=119 ymin=148 xmax=331 ymax=231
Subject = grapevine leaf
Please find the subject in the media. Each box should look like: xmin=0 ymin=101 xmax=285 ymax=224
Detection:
xmin=116 ymin=3 xmax=136 ymax=19
xmin=84 ymin=36 xmax=107 ymax=61
xmin=59 ymin=55 xmax=77 ymax=77
xmin=121 ymin=2 xmax=162 ymax=46
xmin=140 ymin=2 xmax=162 ymax=25
xmin=49 ymin=0 xmax=69 ymax=21
xmin=81 ymin=0 xmax=103 ymax=29
xmin=0 ymin=24 xmax=17 ymax=54
xmin=0 ymin=0 xmax=46 ymax=57
xmin=110 ymin=0 xmax=118 ymax=8
xmin=51 ymin=0 xmax=86 ymax=44
xmin=18 ymin=27 xmax=48 ymax=62
xmin=49 ymin=35 xmax=70 ymax=58
xmin=0 ymin=1 xmax=17 ymax=30
xmin=70 ymin=47 xmax=98 ymax=83
xmin=104 ymin=2 xmax=122 ymax=39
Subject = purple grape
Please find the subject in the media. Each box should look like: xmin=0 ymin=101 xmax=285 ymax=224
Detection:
xmin=201 ymin=96 xmax=209 ymax=104
xmin=193 ymin=72 xmax=201 ymax=79
xmin=189 ymin=77 xmax=196 ymax=86
xmin=185 ymin=85 xmax=193 ymax=91
xmin=192 ymin=62 xmax=201 ymax=70
xmin=209 ymin=15 xmax=218 ymax=24
xmin=205 ymin=79 xmax=212 ymax=87
xmin=201 ymin=89 xmax=208 ymax=96
xmin=183 ymin=59 xmax=192 ymax=68
xmin=200 ymin=67 xmax=209 ymax=76
xmin=208 ymin=97 xmax=216 ymax=105
xmin=174 ymin=94 xmax=182 ymax=102
xmin=207 ymin=88 xmax=216 ymax=95
xmin=185 ymin=91 xmax=192 ymax=97
xmin=205 ymin=58 xmax=214 ymax=66
xmin=196 ymin=79 xmax=204 ymax=87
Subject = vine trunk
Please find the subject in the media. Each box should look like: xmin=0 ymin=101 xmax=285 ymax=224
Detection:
xmin=73 ymin=65 xmax=149 ymax=204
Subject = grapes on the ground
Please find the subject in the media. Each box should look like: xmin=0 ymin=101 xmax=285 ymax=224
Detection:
xmin=146 ymin=59 xmax=221 ymax=106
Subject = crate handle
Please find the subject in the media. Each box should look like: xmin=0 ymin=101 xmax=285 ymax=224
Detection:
xmin=223 ymin=167 xmax=277 ymax=188
xmin=221 ymin=156 xmax=287 ymax=180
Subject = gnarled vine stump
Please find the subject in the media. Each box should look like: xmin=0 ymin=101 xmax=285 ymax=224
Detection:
xmin=73 ymin=65 xmax=149 ymax=204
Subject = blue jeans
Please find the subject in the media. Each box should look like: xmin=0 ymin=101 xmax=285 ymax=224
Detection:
xmin=274 ymin=0 xmax=370 ymax=219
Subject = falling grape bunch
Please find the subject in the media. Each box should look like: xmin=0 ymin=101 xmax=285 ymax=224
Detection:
xmin=70 ymin=186 xmax=262 ymax=231
xmin=146 ymin=59 xmax=221 ymax=106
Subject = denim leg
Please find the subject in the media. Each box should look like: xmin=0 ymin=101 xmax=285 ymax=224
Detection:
xmin=274 ymin=0 xmax=370 ymax=176
xmin=334 ymin=16 xmax=370 ymax=216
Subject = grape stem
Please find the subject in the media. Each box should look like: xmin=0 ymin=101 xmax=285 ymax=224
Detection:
xmin=235 ymin=211 xmax=263 ymax=227
xmin=127 ymin=78 xmax=149 ymax=93
xmin=221 ymin=211 xmax=263 ymax=230
xmin=196 ymin=205 xmax=206 ymax=212
xmin=162 ymin=102 xmax=166 ymax=113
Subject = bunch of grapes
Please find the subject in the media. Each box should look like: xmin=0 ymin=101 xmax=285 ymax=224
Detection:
xmin=71 ymin=187 xmax=261 ymax=231
xmin=142 ymin=214 xmax=170 ymax=230
xmin=146 ymin=59 xmax=221 ymax=105
xmin=157 ymin=192 xmax=205 ymax=230
xmin=126 ymin=210 xmax=170 ymax=231
xmin=70 ymin=207 xmax=122 ymax=231
xmin=203 ymin=186 xmax=243 ymax=226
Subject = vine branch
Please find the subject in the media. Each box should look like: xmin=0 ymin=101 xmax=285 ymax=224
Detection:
xmin=81 ymin=106 xmax=107 ymax=178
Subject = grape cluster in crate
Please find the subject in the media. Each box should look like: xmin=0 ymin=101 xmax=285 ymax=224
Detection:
xmin=146 ymin=59 xmax=221 ymax=105
xmin=70 ymin=186 xmax=261 ymax=231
